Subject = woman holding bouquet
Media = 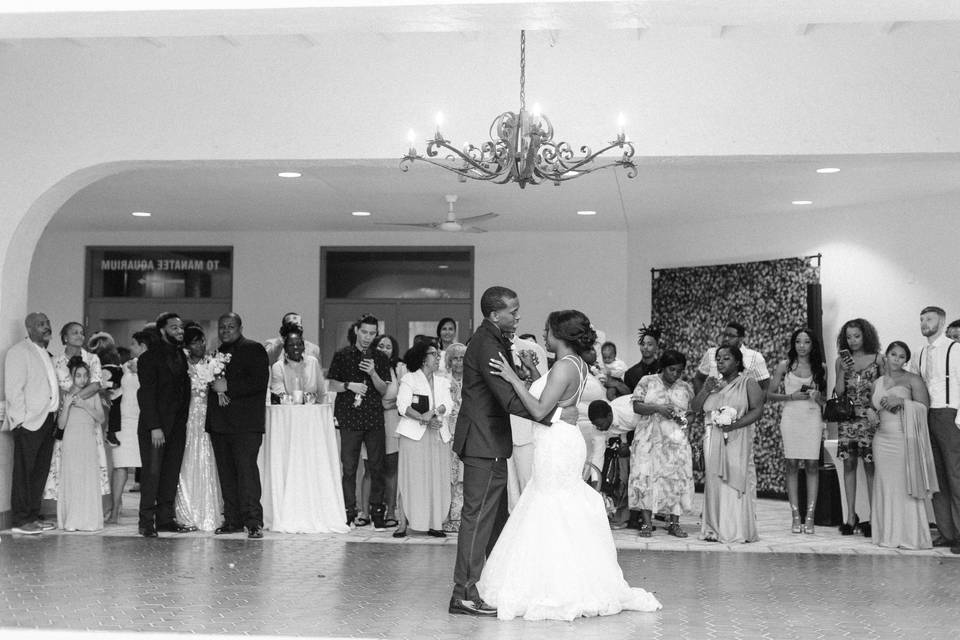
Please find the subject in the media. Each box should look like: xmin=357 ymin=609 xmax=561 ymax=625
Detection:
xmin=692 ymin=345 xmax=765 ymax=543
xmin=174 ymin=323 xmax=223 ymax=531
xmin=629 ymin=350 xmax=695 ymax=537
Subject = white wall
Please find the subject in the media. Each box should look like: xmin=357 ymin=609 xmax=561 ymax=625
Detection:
xmin=627 ymin=194 xmax=960 ymax=389
xmin=29 ymin=229 xmax=630 ymax=354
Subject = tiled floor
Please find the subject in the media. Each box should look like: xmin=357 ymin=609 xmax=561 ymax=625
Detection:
xmin=2 ymin=491 xmax=958 ymax=639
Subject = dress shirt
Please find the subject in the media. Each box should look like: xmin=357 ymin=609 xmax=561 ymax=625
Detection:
xmin=54 ymin=349 xmax=102 ymax=391
xmin=915 ymin=334 xmax=960 ymax=410
xmin=606 ymin=394 xmax=640 ymax=436
xmin=698 ymin=345 xmax=770 ymax=382
xmin=270 ymin=354 xmax=324 ymax=398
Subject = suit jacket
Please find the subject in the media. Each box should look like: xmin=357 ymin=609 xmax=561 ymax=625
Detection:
xmin=136 ymin=339 xmax=190 ymax=435
xmin=4 ymin=338 xmax=58 ymax=431
xmin=453 ymin=319 xmax=533 ymax=459
xmin=396 ymin=368 xmax=454 ymax=443
xmin=206 ymin=336 xmax=269 ymax=434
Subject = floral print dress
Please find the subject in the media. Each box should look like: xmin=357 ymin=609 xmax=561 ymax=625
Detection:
xmin=627 ymin=374 xmax=695 ymax=516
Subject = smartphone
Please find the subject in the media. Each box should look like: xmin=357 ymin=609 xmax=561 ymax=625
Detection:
xmin=800 ymin=384 xmax=816 ymax=392
xmin=839 ymin=348 xmax=855 ymax=368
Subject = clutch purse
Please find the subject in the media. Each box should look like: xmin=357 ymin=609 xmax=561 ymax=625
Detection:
xmin=411 ymin=393 xmax=430 ymax=414
xmin=822 ymin=393 xmax=855 ymax=422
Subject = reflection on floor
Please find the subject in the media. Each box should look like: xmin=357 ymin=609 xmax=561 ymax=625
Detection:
xmin=1 ymin=491 xmax=958 ymax=639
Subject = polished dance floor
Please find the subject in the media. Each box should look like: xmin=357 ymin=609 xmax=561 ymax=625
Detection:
xmin=2 ymin=493 xmax=959 ymax=640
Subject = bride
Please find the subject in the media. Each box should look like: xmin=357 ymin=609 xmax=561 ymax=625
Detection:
xmin=479 ymin=309 xmax=662 ymax=621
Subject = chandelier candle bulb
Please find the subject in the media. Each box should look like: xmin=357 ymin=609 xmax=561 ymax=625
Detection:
xmin=407 ymin=129 xmax=417 ymax=155
xmin=435 ymin=112 xmax=444 ymax=136
xmin=617 ymin=113 xmax=626 ymax=137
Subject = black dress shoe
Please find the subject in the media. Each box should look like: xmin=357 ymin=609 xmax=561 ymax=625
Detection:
xmin=950 ymin=546 xmax=960 ymax=554
xmin=214 ymin=524 xmax=244 ymax=535
xmin=157 ymin=522 xmax=197 ymax=533
xmin=448 ymin=597 xmax=497 ymax=617
xmin=839 ymin=523 xmax=855 ymax=535
xmin=859 ymin=521 xmax=872 ymax=538
xmin=247 ymin=526 xmax=263 ymax=539
xmin=933 ymin=536 xmax=956 ymax=547
xmin=427 ymin=529 xmax=447 ymax=538
xmin=139 ymin=526 xmax=158 ymax=538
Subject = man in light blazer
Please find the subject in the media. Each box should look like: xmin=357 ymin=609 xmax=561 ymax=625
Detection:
xmin=4 ymin=312 xmax=60 ymax=534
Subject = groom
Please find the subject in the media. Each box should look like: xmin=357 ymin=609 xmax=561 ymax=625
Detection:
xmin=450 ymin=286 xmax=534 ymax=616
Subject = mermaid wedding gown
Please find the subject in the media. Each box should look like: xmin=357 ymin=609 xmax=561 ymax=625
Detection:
xmin=477 ymin=354 xmax=662 ymax=621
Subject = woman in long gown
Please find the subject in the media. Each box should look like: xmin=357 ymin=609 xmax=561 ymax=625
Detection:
xmin=443 ymin=342 xmax=467 ymax=533
xmin=480 ymin=310 xmax=662 ymax=621
xmin=44 ymin=357 xmax=109 ymax=531
xmin=174 ymin=324 xmax=223 ymax=531
xmin=691 ymin=345 xmax=765 ymax=544
xmin=871 ymin=341 xmax=937 ymax=549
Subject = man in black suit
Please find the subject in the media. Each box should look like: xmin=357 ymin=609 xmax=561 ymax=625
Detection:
xmin=137 ymin=312 xmax=192 ymax=537
xmin=450 ymin=286 xmax=534 ymax=616
xmin=207 ymin=313 xmax=270 ymax=539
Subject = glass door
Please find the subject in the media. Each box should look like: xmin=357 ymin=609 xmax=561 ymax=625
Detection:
xmin=321 ymin=302 xmax=395 ymax=368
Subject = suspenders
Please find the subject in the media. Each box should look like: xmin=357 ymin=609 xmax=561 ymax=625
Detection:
xmin=920 ymin=341 xmax=957 ymax=404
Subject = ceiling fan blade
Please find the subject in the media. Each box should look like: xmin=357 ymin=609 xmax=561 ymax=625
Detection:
xmin=456 ymin=212 xmax=499 ymax=224
xmin=372 ymin=221 xmax=441 ymax=229
xmin=459 ymin=225 xmax=487 ymax=233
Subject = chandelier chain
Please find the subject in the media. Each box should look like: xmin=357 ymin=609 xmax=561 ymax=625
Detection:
xmin=519 ymin=30 xmax=526 ymax=111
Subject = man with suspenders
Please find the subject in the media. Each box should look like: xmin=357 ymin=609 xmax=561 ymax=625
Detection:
xmin=914 ymin=306 xmax=960 ymax=551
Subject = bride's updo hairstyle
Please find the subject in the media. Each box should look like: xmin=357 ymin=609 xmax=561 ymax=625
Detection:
xmin=547 ymin=310 xmax=597 ymax=356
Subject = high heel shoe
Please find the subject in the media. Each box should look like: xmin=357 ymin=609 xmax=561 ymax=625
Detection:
xmin=803 ymin=506 xmax=815 ymax=534
xmin=790 ymin=506 xmax=802 ymax=534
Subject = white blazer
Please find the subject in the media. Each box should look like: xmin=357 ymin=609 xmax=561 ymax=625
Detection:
xmin=510 ymin=336 xmax=549 ymax=446
xmin=4 ymin=339 xmax=59 ymax=431
xmin=396 ymin=369 xmax=453 ymax=443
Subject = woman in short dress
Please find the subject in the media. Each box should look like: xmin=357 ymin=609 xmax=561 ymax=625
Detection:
xmin=833 ymin=318 xmax=884 ymax=537
xmin=767 ymin=328 xmax=827 ymax=534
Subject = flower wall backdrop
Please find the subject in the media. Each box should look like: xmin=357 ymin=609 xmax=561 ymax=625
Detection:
xmin=651 ymin=257 xmax=821 ymax=497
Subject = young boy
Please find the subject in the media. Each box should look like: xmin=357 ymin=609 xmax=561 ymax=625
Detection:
xmin=600 ymin=341 xmax=627 ymax=382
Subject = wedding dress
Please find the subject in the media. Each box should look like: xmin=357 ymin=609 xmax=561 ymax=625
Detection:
xmin=478 ymin=354 xmax=662 ymax=621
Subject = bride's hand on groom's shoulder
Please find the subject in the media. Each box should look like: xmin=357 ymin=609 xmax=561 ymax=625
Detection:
xmin=489 ymin=352 xmax=520 ymax=384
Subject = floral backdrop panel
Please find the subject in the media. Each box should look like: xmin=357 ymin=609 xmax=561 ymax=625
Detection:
xmin=651 ymin=257 xmax=821 ymax=496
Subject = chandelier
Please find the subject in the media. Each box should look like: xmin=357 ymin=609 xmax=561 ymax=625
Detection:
xmin=400 ymin=31 xmax=637 ymax=188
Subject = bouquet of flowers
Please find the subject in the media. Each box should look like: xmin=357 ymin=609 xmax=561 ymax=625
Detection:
xmin=210 ymin=352 xmax=232 ymax=407
xmin=712 ymin=405 xmax=738 ymax=444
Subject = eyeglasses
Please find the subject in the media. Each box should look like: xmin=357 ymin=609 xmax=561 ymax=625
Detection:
xmin=426 ymin=350 xmax=439 ymax=357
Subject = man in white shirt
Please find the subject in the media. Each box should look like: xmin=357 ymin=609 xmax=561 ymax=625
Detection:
xmin=262 ymin=312 xmax=321 ymax=367
xmin=506 ymin=331 xmax=548 ymax=510
xmin=693 ymin=321 xmax=770 ymax=394
xmin=912 ymin=306 xmax=960 ymax=549
xmin=3 ymin=312 xmax=60 ymax=534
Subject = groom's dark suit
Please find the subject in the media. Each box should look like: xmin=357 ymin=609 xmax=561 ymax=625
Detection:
xmin=452 ymin=318 xmax=534 ymax=604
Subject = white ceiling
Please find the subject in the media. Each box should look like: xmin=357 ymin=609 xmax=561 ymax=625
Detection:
xmin=49 ymin=154 xmax=960 ymax=232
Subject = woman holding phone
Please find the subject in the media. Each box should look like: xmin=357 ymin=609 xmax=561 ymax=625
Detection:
xmin=768 ymin=328 xmax=827 ymax=534
xmin=833 ymin=318 xmax=884 ymax=536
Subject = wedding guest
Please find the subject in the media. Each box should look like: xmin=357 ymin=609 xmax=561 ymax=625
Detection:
xmin=767 ymin=328 xmax=827 ymax=534
xmin=911 ymin=306 xmax=960 ymax=551
xmin=208 ymin=313 xmax=270 ymax=539
xmin=44 ymin=357 xmax=108 ymax=531
xmin=436 ymin=317 xmax=458 ymax=374
xmin=54 ymin=322 xmax=102 ymax=397
xmin=629 ymin=350 xmax=695 ymax=538
xmin=263 ymin=311 xmax=321 ymax=367
xmin=872 ymin=341 xmax=936 ymax=549
xmin=600 ymin=341 xmax=627 ymax=387
xmin=393 ymin=340 xmax=453 ymax=538
xmin=611 ymin=326 xmax=662 ymax=399
xmin=443 ymin=342 xmax=467 ymax=532
xmin=107 ymin=329 xmax=151 ymax=524
xmin=692 ymin=345 xmax=765 ymax=543
xmin=833 ymin=317 xmax=884 ymax=537
xmin=327 ymin=314 xmax=391 ymax=530
xmin=946 ymin=319 xmax=960 ymax=343
xmin=269 ymin=326 xmax=325 ymax=402
xmin=506 ymin=330 xmax=547 ymax=511
xmin=578 ymin=345 xmax=609 ymax=483
xmin=175 ymin=323 xmax=223 ymax=532
xmin=88 ymin=332 xmax=123 ymax=448
xmin=4 ymin=312 xmax=59 ymax=535
xmin=357 ymin=334 xmax=406 ymax=528
xmin=137 ymin=312 xmax=192 ymax=537
xmin=694 ymin=321 xmax=770 ymax=394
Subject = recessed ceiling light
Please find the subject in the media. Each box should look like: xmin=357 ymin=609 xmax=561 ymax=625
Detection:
xmin=131 ymin=211 xmax=152 ymax=217
xmin=791 ymin=200 xmax=813 ymax=205
xmin=351 ymin=211 xmax=371 ymax=217
xmin=438 ymin=264 xmax=449 ymax=270
xmin=278 ymin=171 xmax=302 ymax=178
xmin=576 ymin=210 xmax=597 ymax=216
xmin=816 ymin=167 xmax=840 ymax=174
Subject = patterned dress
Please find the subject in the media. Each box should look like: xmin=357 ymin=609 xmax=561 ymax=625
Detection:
xmin=445 ymin=375 xmax=464 ymax=531
xmin=627 ymin=374 xmax=695 ymax=515
xmin=837 ymin=357 xmax=883 ymax=462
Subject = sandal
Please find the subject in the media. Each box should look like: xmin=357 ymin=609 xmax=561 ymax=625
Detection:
xmin=638 ymin=522 xmax=653 ymax=537
xmin=666 ymin=522 xmax=688 ymax=538
xmin=392 ymin=528 xmax=407 ymax=538
xmin=353 ymin=515 xmax=371 ymax=527
xmin=383 ymin=518 xmax=399 ymax=528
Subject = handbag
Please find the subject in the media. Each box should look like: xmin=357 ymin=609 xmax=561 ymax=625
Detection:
xmin=822 ymin=392 xmax=855 ymax=422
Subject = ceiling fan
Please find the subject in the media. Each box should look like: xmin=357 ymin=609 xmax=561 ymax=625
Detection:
xmin=374 ymin=195 xmax=499 ymax=233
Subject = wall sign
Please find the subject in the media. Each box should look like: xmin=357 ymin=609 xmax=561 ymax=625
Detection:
xmin=88 ymin=247 xmax=232 ymax=299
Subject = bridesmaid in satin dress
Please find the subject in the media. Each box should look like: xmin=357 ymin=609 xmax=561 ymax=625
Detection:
xmin=174 ymin=323 xmax=223 ymax=531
